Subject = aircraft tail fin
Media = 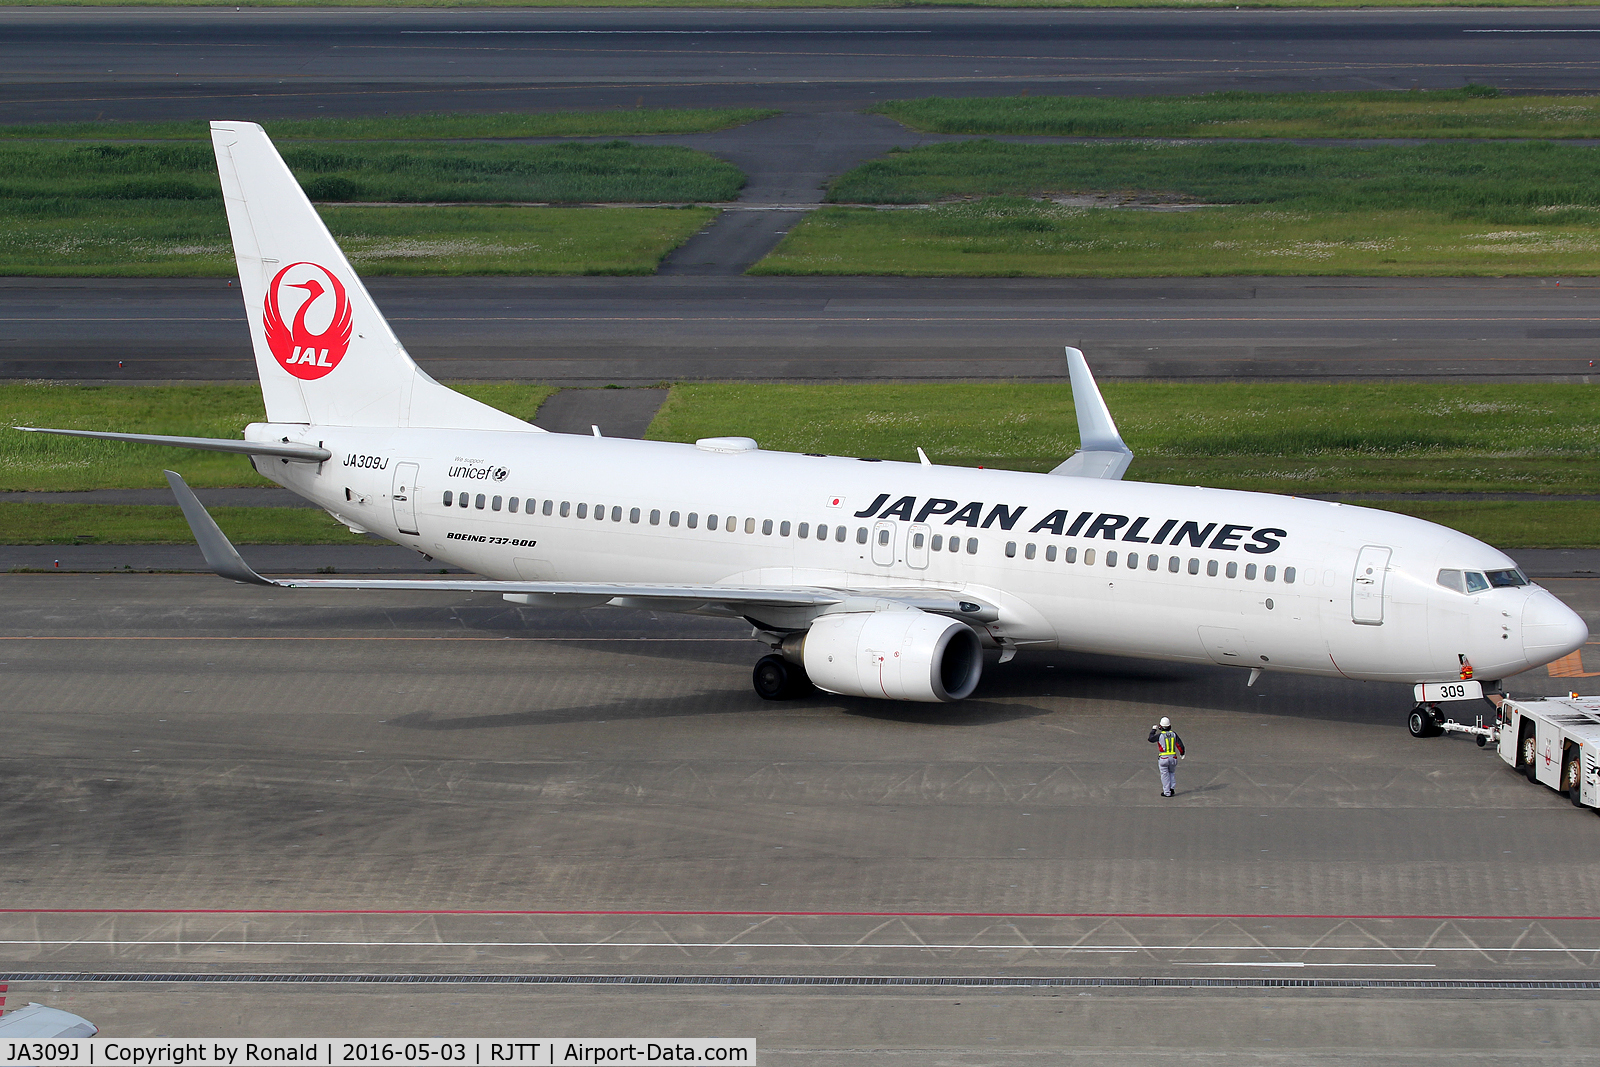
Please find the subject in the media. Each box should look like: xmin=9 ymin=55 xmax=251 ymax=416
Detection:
xmin=1050 ymin=347 xmax=1133 ymax=480
xmin=210 ymin=121 xmax=535 ymax=433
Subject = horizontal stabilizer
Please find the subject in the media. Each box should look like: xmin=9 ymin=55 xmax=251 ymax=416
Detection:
xmin=1050 ymin=347 xmax=1133 ymax=481
xmin=165 ymin=471 xmax=276 ymax=585
xmin=18 ymin=426 xmax=329 ymax=462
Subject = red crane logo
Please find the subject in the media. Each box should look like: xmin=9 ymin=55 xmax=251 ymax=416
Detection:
xmin=263 ymin=262 xmax=353 ymax=381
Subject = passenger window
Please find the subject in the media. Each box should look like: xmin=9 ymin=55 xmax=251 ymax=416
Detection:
xmin=1188 ymin=558 xmax=1199 ymax=575
xmin=492 ymin=496 xmax=502 ymax=512
xmin=543 ymin=500 xmax=553 ymax=516
xmin=727 ymin=516 xmax=738 ymax=533
xmin=878 ymin=529 xmax=890 ymax=546
xmin=932 ymin=534 xmax=943 ymax=551
xmin=576 ymin=503 xmax=587 ymax=518
xmin=762 ymin=519 xmax=772 ymax=535
xmin=1265 ymin=565 xmax=1277 ymax=582
xmin=630 ymin=508 xmax=640 ymax=524
xmin=1207 ymin=560 xmax=1218 ymax=577
xmin=560 ymin=501 xmax=571 ymax=518
xmin=1146 ymin=554 xmax=1158 ymax=571
xmin=1436 ymin=569 xmax=1465 ymax=594
xmin=1025 ymin=543 xmax=1036 ymax=560
xmin=780 ymin=521 xmax=790 ymax=536
xmin=1245 ymin=563 xmax=1256 ymax=580
xmin=1066 ymin=547 xmax=1077 ymax=563
xmin=1045 ymin=545 xmax=1057 ymax=562
xmin=1106 ymin=550 xmax=1118 ymax=567
xmin=649 ymin=509 xmax=660 ymax=525
xmin=707 ymin=513 xmax=718 ymax=529
xmin=443 ymin=491 xmax=453 ymax=507
xmin=746 ymin=517 xmax=756 ymax=534
xmin=1168 ymin=556 xmax=1180 ymax=573
xmin=1127 ymin=552 xmax=1138 ymax=569
xmin=612 ymin=506 xmax=622 ymax=522
xmin=460 ymin=494 xmax=469 ymax=509
xmin=1084 ymin=549 xmax=1096 ymax=566
xmin=597 ymin=505 xmax=607 ymax=521
xmin=475 ymin=494 xmax=486 ymax=510
xmin=949 ymin=535 xmax=960 ymax=553
xmin=1285 ymin=566 xmax=1297 ymax=583
xmin=509 ymin=497 xmax=519 ymax=514
xmin=669 ymin=511 xmax=679 ymax=527
xmin=836 ymin=526 xmax=848 ymax=543
xmin=857 ymin=527 xmax=868 ymax=544
xmin=1465 ymin=571 xmax=1491 ymax=594
xmin=966 ymin=538 xmax=978 ymax=555
xmin=1226 ymin=561 xmax=1238 ymax=579
xmin=688 ymin=512 xmax=699 ymax=529
xmin=1005 ymin=541 xmax=1017 ymax=558
xmin=798 ymin=522 xmax=809 ymax=538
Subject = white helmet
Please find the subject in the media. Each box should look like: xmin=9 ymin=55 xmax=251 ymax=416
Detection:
xmin=1159 ymin=717 xmax=1171 ymax=729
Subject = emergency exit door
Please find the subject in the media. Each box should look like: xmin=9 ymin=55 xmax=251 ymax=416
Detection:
xmin=1351 ymin=545 xmax=1391 ymax=625
xmin=392 ymin=462 xmax=420 ymax=536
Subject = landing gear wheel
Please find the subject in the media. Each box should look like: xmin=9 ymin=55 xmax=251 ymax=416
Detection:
xmin=1408 ymin=705 xmax=1441 ymax=738
xmin=752 ymin=654 xmax=813 ymax=700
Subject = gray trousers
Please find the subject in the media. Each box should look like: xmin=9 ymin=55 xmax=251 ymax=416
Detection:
xmin=1159 ymin=755 xmax=1178 ymax=794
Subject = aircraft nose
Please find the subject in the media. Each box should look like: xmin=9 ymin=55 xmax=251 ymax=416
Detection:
xmin=1522 ymin=590 xmax=1589 ymax=666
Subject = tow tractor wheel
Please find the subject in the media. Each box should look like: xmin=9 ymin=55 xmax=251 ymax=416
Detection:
xmin=1520 ymin=733 xmax=1539 ymax=781
xmin=1563 ymin=750 xmax=1583 ymax=804
xmin=752 ymin=653 xmax=814 ymax=701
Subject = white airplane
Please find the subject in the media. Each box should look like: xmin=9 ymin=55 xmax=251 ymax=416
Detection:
xmin=18 ymin=122 xmax=1589 ymax=723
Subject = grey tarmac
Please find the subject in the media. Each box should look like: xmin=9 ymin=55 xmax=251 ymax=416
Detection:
xmin=6 ymin=276 xmax=1600 ymax=384
xmin=1 ymin=572 xmax=1598 ymax=1056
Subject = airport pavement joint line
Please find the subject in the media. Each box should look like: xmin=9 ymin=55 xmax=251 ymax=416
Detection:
xmin=1 ymin=973 xmax=1598 ymax=991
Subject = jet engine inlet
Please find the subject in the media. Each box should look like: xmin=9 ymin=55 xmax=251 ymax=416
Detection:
xmin=797 ymin=610 xmax=983 ymax=703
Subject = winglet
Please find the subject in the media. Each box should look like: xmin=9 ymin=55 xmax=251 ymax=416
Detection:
xmin=1049 ymin=347 xmax=1134 ymax=480
xmin=164 ymin=470 xmax=277 ymax=586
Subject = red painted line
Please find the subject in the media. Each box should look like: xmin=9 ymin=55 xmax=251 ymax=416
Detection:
xmin=0 ymin=908 xmax=1597 ymax=922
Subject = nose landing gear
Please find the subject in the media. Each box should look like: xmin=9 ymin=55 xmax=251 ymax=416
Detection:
xmin=753 ymin=653 xmax=815 ymax=701
xmin=1408 ymin=703 xmax=1444 ymax=738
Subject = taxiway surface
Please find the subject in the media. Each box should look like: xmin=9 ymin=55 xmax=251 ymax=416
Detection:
xmin=2 ymin=573 xmax=1598 ymax=1057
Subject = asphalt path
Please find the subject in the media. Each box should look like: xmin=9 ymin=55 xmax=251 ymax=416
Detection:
xmin=8 ymin=7 xmax=1600 ymax=123
xmin=2 ymin=572 xmax=1598 ymax=1055
xmin=6 ymin=275 xmax=1598 ymax=383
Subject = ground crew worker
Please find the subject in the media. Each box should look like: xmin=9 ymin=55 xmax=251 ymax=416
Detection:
xmin=1147 ymin=716 xmax=1185 ymax=797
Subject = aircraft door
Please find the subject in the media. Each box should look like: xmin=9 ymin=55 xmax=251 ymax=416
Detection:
xmin=1351 ymin=545 xmax=1392 ymax=625
xmin=392 ymin=462 xmax=420 ymax=536
xmin=872 ymin=520 xmax=897 ymax=567
xmin=907 ymin=523 xmax=931 ymax=569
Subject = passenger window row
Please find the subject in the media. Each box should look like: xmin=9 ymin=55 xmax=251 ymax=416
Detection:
xmin=1002 ymin=539 xmax=1292 ymax=582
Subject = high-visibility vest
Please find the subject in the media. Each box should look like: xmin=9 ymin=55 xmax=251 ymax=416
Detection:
xmin=1158 ymin=730 xmax=1179 ymax=757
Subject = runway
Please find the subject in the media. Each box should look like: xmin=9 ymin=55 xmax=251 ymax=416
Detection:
xmin=7 ymin=7 xmax=1600 ymax=123
xmin=1 ymin=573 xmax=1597 ymax=1054
xmin=5 ymin=276 xmax=1599 ymax=383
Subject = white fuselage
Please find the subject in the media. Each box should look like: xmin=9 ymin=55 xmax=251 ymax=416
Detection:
xmin=248 ymin=421 xmax=1585 ymax=686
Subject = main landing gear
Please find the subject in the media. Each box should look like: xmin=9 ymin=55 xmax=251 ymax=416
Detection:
xmin=753 ymin=653 xmax=815 ymax=701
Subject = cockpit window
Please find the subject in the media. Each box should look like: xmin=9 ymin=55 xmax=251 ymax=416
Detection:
xmin=1487 ymin=568 xmax=1529 ymax=588
xmin=1436 ymin=569 xmax=1465 ymax=594
xmin=1464 ymin=571 xmax=1491 ymax=594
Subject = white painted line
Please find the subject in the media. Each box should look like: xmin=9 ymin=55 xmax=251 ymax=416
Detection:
xmin=2 ymin=940 xmax=1589 ymax=954
xmin=1175 ymin=962 xmax=1436 ymax=969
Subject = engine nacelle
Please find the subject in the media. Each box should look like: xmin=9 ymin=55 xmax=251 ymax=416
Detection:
xmin=796 ymin=610 xmax=983 ymax=703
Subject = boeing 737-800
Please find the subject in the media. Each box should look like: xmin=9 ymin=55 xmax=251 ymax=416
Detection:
xmin=18 ymin=122 xmax=1589 ymax=723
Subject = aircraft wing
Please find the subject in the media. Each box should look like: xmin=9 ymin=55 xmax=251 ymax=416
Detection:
xmin=1048 ymin=347 xmax=1133 ymax=480
xmin=164 ymin=471 xmax=999 ymax=623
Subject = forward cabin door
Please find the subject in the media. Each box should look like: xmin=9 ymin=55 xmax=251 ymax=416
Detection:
xmin=907 ymin=523 xmax=931 ymax=569
xmin=392 ymin=462 xmax=420 ymax=536
xmin=872 ymin=520 xmax=897 ymax=567
xmin=1351 ymin=545 xmax=1392 ymax=625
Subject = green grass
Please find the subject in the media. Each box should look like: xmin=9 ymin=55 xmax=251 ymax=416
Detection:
xmin=1362 ymin=501 xmax=1600 ymax=550
xmin=0 ymin=140 xmax=745 ymax=204
xmin=0 ymin=203 xmax=716 ymax=277
xmin=0 ymin=382 xmax=556 ymax=490
xmin=752 ymin=199 xmax=1600 ymax=277
xmin=0 ymin=502 xmax=376 ymax=545
xmin=874 ymin=87 xmax=1600 ymax=139
xmin=826 ymin=139 xmax=1600 ymax=214
xmin=646 ymin=381 xmax=1600 ymax=495
xmin=0 ymin=109 xmax=777 ymax=142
